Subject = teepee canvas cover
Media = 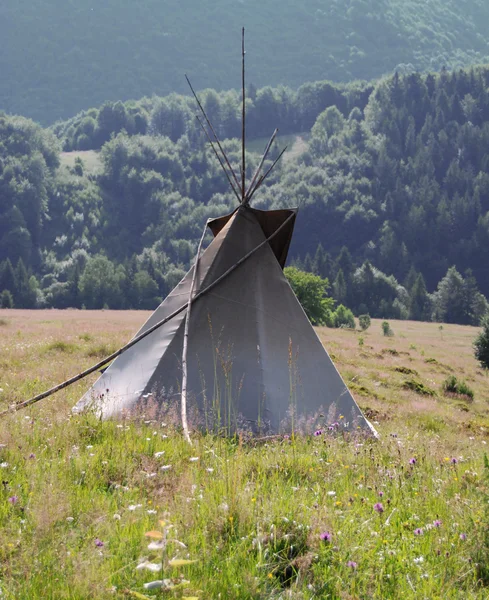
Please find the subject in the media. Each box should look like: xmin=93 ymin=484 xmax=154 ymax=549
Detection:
xmin=75 ymin=205 xmax=374 ymax=435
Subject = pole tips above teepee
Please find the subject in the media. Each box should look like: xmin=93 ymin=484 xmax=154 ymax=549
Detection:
xmin=185 ymin=29 xmax=288 ymax=207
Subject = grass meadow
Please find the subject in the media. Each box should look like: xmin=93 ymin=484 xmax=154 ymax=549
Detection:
xmin=0 ymin=310 xmax=488 ymax=599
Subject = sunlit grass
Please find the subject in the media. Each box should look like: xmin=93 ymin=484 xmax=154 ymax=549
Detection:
xmin=0 ymin=310 xmax=488 ymax=598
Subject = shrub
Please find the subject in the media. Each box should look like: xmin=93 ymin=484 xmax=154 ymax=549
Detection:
xmin=442 ymin=375 xmax=474 ymax=400
xmin=402 ymin=379 xmax=436 ymax=396
xmin=284 ymin=267 xmax=335 ymax=325
xmin=474 ymin=315 xmax=489 ymax=369
xmin=358 ymin=314 xmax=371 ymax=331
xmin=333 ymin=305 xmax=355 ymax=328
xmin=0 ymin=290 xmax=14 ymax=308
xmin=382 ymin=321 xmax=394 ymax=336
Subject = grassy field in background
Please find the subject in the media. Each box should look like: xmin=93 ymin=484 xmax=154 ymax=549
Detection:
xmin=0 ymin=310 xmax=488 ymax=599
xmin=60 ymin=150 xmax=103 ymax=175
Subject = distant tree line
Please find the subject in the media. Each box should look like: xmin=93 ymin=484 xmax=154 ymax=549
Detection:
xmin=2 ymin=66 xmax=489 ymax=327
xmin=52 ymin=81 xmax=372 ymax=152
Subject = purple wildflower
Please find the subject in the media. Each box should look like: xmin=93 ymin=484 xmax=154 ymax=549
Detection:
xmin=346 ymin=560 xmax=358 ymax=570
xmin=314 ymin=429 xmax=323 ymax=436
xmin=378 ymin=491 xmax=384 ymax=497
xmin=460 ymin=533 xmax=467 ymax=541
xmin=451 ymin=458 xmax=458 ymax=464
xmin=414 ymin=528 xmax=423 ymax=536
xmin=374 ymin=502 xmax=384 ymax=514
xmin=8 ymin=496 xmax=18 ymax=504
xmin=320 ymin=531 xmax=332 ymax=542
xmin=409 ymin=458 xmax=416 ymax=465
xmin=95 ymin=538 xmax=104 ymax=547
xmin=433 ymin=519 xmax=442 ymax=528
xmin=28 ymin=453 xmax=35 ymax=459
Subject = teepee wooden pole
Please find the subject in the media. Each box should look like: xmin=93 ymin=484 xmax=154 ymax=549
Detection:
xmin=180 ymin=222 xmax=208 ymax=444
xmin=241 ymin=27 xmax=246 ymax=203
xmin=245 ymin=128 xmax=278 ymax=203
xmin=0 ymin=212 xmax=296 ymax=419
xmin=247 ymin=146 xmax=288 ymax=202
xmin=186 ymin=74 xmax=242 ymax=197
xmin=195 ymin=115 xmax=241 ymax=203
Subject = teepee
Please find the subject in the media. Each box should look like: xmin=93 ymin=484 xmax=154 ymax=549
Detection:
xmin=75 ymin=30 xmax=375 ymax=436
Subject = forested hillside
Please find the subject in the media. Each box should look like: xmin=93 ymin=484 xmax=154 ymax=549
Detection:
xmin=2 ymin=65 xmax=489 ymax=326
xmin=2 ymin=0 xmax=489 ymax=123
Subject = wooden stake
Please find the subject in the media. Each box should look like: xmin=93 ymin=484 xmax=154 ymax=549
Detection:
xmin=180 ymin=222 xmax=208 ymax=444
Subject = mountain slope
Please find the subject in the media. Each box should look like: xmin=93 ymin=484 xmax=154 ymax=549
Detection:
xmin=2 ymin=0 xmax=489 ymax=123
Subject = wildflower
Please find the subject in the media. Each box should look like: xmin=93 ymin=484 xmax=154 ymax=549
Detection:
xmin=414 ymin=528 xmax=423 ymax=536
xmin=160 ymin=465 xmax=172 ymax=471
xmin=28 ymin=453 xmax=35 ymax=459
xmin=451 ymin=458 xmax=458 ymax=464
xmin=189 ymin=457 xmax=199 ymax=462
xmin=460 ymin=533 xmax=467 ymax=541
xmin=154 ymin=451 xmax=165 ymax=458
xmin=374 ymin=502 xmax=384 ymax=514
xmin=66 ymin=517 xmax=74 ymax=522
xmin=320 ymin=531 xmax=332 ymax=542
xmin=378 ymin=491 xmax=384 ymax=497
xmin=206 ymin=467 xmax=214 ymax=473
xmin=409 ymin=458 xmax=416 ymax=465
xmin=346 ymin=560 xmax=357 ymax=570
xmin=147 ymin=509 xmax=157 ymax=515
xmin=137 ymin=561 xmax=162 ymax=572
xmin=327 ymin=491 xmax=336 ymax=497
xmin=95 ymin=538 xmax=104 ymax=547
xmin=113 ymin=514 xmax=121 ymax=520
xmin=314 ymin=429 xmax=322 ymax=436
xmin=433 ymin=519 xmax=442 ymax=528
xmin=8 ymin=496 xmax=18 ymax=504
xmin=0 ymin=462 xmax=8 ymax=468
xmin=413 ymin=556 xmax=424 ymax=564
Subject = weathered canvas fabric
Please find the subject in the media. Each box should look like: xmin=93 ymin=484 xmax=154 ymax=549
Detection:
xmin=75 ymin=206 xmax=375 ymax=435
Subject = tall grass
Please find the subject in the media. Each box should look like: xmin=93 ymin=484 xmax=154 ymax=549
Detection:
xmin=0 ymin=413 xmax=486 ymax=598
xmin=1 ymin=312 xmax=489 ymax=598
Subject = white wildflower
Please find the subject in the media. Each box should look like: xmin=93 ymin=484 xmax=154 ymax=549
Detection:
xmin=160 ymin=465 xmax=172 ymax=471
xmin=137 ymin=562 xmax=162 ymax=573
xmin=189 ymin=457 xmax=199 ymax=462
xmin=154 ymin=451 xmax=165 ymax=458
